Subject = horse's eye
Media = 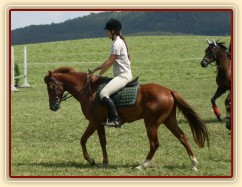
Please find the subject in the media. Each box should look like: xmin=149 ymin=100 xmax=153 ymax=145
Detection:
xmin=207 ymin=50 xmax=213 ymax=56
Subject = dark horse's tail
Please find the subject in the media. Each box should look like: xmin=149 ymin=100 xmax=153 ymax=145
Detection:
xmin=171 ymin=91 xmax=210 ymax=148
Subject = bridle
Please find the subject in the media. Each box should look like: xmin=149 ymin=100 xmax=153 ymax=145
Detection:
xmin=203 ymin=40 xmax=230 ymax=68
xmin=48 ymin=73 xmax=93 ymax=109
xmin=202 ymin=46 xmax=230 ymax=69
xmin=203 ymin=46 xmax=218 ymax=66
xmin=203 ymin=48 xmax=230 ymax=69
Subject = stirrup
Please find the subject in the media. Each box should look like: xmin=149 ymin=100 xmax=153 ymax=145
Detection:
xmin=102 ymin=119 xmax=122 ymax=128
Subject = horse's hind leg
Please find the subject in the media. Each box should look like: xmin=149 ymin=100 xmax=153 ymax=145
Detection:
xmin=163 ymin=114 xmax=198 ymax=171
xmin=225 ymin=93 xmax=231 ymax=130
xmin=211 ymin=87 xmax=226 ymax=121
xmin=136 ymin=121 xmax=160 ymax=169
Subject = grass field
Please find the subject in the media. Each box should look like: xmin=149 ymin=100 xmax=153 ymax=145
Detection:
xmin=10 ymin=35 xmax=232 ymax=178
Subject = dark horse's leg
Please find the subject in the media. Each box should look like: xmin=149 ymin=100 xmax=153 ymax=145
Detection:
xmin=211 ymin=86 xmax=226 ymax=121
xmin=80 ymin=122 xmax=97 ymax=165
xmin=225 ymin=93 xmax=231 ymax=130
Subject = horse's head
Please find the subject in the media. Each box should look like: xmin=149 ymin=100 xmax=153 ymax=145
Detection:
xmin=201 ymin=39 xmax=218 ymax=67
xmin=201 ymin=39 xmax=229 ymax=68
xmin=44 ymin=71 xmax=65 ymax=111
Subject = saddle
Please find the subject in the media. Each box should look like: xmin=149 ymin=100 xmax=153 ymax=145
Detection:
xmin=96 ymin=76 xmax=140 ymax=106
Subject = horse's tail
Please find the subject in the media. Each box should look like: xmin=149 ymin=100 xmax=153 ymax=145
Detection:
xmin=171 ymin=90 xmax=210 ymax=148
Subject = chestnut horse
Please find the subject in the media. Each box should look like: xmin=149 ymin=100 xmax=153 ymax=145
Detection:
xmin=44 ymin=67 xmax=209 ymax=171
xmin=201 ymin=39 xmax=231 ymax=123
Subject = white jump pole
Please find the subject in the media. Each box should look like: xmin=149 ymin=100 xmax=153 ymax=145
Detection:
xmin=21 ymin=46 xmax=30 ymax=88
xmin=11 ymin=47 xmax=18 ymax=92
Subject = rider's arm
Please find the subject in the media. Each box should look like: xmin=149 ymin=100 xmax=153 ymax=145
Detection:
xmin=90 ymin=54 xmax=116 ymax=75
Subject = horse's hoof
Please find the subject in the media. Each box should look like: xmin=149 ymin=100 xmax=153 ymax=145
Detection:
xmin=135 ymin=160 xmax=151 ymax=170
xmin=88 ymin=158 xmax=96 ymax=165
xmin=226 ymin=120 xmax=231 ymax=130
xmin=100 ymin=163 xmax=108 ymax=168
xmin=226 ymin=124 xmax=231 ymax=130
xmin=217 ymin=115 xmax=223 ymax=122
xmin=192 ymin=166 xmax=198 ymax=171
xmin=135 ymin=165 xmax=143 ymax=170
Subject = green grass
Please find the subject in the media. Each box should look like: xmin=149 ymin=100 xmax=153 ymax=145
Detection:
xmin=11 ymin=35 xmax=231 ymax=177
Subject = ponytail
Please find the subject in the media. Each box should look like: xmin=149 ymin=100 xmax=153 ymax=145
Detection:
xmin=120 ymin=34 xmax=130 ymax=60
xmin=114 ymin=30 xmax=130 ymax=60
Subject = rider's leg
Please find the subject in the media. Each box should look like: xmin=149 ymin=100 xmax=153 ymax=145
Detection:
xmin=100 ymin=73 xmax=132 ymax=127
xmin=101 ymin=97 xmax=122 ymax=127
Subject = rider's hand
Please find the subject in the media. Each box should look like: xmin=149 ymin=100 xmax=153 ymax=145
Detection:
xmin=88 ymin=69 xmax=95 ymax=75
xmin=91 ymin=75 xmax=99 ymax=82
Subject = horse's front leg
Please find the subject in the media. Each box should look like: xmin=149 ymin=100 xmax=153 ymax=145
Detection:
xmin=211 ymin=86 xmax=226 ymax=121
xmin=97 ymin=124 xmax=109 ymax=167
xmin=80 ymin=122 xmax=97 ymax=165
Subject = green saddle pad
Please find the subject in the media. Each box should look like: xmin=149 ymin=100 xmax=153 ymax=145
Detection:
xmin=96 ymin=77 xmax=140 ymax=107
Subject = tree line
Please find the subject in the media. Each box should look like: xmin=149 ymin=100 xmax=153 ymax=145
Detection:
xmin=11 ymin=11 xmax=231 ymax=45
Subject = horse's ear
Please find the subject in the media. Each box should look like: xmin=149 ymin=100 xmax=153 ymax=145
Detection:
xmin=44 ymin=71 xmax=53 ymax=83
xmin=212 ymin=39 xmax=217 ymax=46
xmin=48 ymin=71 xmax=53 ymax=77
xmin=206 ymin=38 xmax=212 ymax=45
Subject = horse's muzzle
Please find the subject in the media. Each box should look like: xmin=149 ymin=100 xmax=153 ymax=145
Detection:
xmin=50 ymin=105 xmax=61 ymax=111
xmin=201 ymin=60 xmax=208 ymax=68
xmin=50 ymin=97 xmax=61 ymax=111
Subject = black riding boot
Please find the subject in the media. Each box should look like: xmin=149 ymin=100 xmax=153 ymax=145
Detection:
xmin=101 ymin=97 xmax=122 ymax=128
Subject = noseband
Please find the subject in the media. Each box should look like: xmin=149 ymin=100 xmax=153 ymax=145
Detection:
xmin=203 ymin=57 xmax=214 ymax=64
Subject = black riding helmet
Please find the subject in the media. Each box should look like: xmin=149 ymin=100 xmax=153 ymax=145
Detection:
xmin=104 ymin=19 xmax=122 ymax=31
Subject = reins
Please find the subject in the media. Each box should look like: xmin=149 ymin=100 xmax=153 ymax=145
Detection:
xmin=61 ymin=92 xmax=73 ymax=102
xmin=51 ymin=72 xmax=92 ymax=102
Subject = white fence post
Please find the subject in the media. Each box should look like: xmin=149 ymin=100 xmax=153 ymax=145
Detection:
xmin=11 ymin=47 xmax=18 ymax=92
xmin=21 ymin=46 xmax=30 ymax=88
xmin=11 ymin=46 xmax=31 ymax=92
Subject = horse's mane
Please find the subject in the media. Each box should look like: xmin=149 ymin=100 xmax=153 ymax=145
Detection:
xmin=209 ymin=40 xmax=228 ymax=50
xmin=217 ymin=42 xmax=228 ymax=50
xmin=53 ymin=67 xmax=79 ymax=74
xmin=52 ymin=66 xmax=87 ymax=80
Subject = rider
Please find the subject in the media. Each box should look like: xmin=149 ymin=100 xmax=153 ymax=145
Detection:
xmin=89 ymin=19 xmax=133 ymax=127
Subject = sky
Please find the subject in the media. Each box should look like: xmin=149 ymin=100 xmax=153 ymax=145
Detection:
xmin=11 ymin=11 xmax=99 ymax=30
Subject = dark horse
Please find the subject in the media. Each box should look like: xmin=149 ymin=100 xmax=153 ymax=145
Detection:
xmin=44 ymin=67 xmax=209 ymax=171
xmin=201 ymin=39 xmax=231 ymax=125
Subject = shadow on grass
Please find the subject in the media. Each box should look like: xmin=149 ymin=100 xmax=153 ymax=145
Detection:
xmin=163 ymin=164 xmax=187 ymax=170
xmin=15 ymin=161 xmax=138 ymax=170
xmin=16 ymin=160 xmax=197 ymax=171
